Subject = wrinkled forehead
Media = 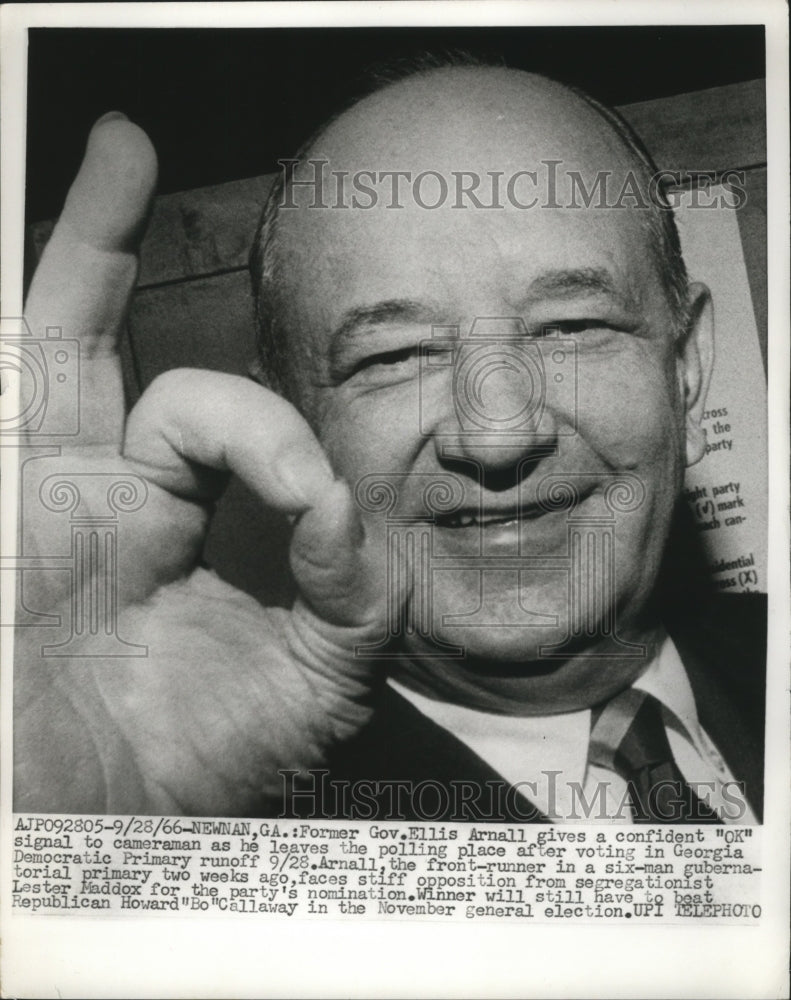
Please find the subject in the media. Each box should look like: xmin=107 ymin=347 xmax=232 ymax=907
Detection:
xmin=274 ymin=69 xmax=666 ymax=348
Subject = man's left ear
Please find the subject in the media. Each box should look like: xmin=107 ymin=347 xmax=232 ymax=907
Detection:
xmin=677 ymin=282 xmax=715 ymax=468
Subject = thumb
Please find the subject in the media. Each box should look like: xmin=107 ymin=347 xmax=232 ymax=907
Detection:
xmin=289 ymin=478 xmax=382 ymax=629
xmin=285 ymin=481 xmax=394 ymax=734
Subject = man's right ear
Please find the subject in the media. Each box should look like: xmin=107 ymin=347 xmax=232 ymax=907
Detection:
xmin=677 ymin=282 xmax=715 ymax=468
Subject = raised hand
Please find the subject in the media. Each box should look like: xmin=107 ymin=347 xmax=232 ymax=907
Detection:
xmin=14 ymin=115 xmax=392 ymax=817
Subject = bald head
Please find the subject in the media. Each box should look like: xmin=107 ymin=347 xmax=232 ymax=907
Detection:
xmin=310 ymin=68 xmax=635 ymax=176
xmin=251 ymin=63 xmax=688 ymax=400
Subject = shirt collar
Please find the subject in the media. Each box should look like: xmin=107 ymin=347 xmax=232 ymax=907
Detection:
xmin=388 ymin=675 xmax=591 ymax=817
xmin=632 ymin=633 xmax=703 ymax=748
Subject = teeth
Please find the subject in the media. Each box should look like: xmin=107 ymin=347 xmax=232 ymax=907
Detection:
xmin=444 ymin=513 xmax=521 ymax=528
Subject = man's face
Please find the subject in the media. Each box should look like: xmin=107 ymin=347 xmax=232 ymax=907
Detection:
xmin=275 ymin=70 xmax=706 ymax=706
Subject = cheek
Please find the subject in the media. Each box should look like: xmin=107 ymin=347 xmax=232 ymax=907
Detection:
xmin=313 ymin=385 xmax=424 ymax=483
xmin=576 ymin=346 xmax=683 ymax=474
xmin=574 ymin=347 xmax=684 ymax=592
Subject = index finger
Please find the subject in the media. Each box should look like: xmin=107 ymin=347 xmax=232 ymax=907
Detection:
xmin=25 ymin=113 xmax=158 ymax=358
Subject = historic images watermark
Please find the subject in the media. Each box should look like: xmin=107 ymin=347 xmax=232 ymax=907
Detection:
xmin=277 ymin=769 xmax=750 ymax=822
xmin=278 ymin=159 xmax=748 ymax=211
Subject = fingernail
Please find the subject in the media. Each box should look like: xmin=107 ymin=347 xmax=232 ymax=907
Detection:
xmin=94 ymin=111 xmax=129 ymax=127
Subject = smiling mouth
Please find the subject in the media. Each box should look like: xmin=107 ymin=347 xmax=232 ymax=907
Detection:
xmin=435 ymin=505 xmax=544 ymax=529
xmin=431 ymin=486 xmax=596 ymax=529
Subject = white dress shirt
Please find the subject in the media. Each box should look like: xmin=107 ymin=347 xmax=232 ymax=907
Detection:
xmin=389 ymin=634 xmax=756 ymax=823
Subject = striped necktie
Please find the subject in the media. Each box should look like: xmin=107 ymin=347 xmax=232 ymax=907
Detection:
xmin=589 ymin=688 xmax=721 ymax=823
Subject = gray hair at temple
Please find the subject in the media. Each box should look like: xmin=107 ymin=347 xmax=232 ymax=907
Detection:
xmin=249 ymin=53 xmax=691 ymax=399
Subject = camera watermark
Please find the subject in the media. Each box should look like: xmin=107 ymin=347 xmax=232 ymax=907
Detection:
xmin=0 ymin=317 xmax=80 ymax=437
xmin=2 ymin=315 xmax=147 ymax=656
xmin=419 ymin=317 xmax=577 ymax=439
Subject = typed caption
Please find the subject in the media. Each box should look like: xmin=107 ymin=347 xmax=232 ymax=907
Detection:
xmin=11 ymin=815 xmax=761 ymax=923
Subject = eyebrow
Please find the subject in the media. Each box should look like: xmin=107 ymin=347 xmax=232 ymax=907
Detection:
xmin=329 ymin=298 xmax=436 ymax=363
xmin=523 ymin=267 xmax=639 ymax=310
xmin=331 ymin=299 xmax=431 ymax=341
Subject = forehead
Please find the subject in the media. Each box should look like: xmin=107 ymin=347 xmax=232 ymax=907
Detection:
xmin=275 ymin=69 xmax=665 ymax=349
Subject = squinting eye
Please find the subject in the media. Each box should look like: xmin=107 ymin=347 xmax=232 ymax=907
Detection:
xmin=539 ymin=320 xmax=606 ymax=336
xmin=351 ymin=346 xmax=417 ymax=375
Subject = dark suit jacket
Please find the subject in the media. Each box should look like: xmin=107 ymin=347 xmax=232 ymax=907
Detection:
xmin=282 ymin=593 xmax=766 ymax=823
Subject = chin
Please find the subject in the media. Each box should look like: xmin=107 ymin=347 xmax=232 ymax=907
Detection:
xmin=434 ymin=623 xmax=563 ymax=665
xmin=413 ymin=573 xmax=570 ymax=663
xmin=414 ymin=572 xmax=650 ymax=666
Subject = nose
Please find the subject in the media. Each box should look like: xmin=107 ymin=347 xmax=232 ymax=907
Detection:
xmin=432 ymin=336 xmax=560 ymax=474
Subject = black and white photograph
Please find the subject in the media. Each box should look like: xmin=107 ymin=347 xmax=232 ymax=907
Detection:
xmin=1 ymin=3 xmax=788 ymax=997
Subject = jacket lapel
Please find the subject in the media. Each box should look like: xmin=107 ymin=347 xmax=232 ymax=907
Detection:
xmin=667 ymin=593 xmax=766 ymax=819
